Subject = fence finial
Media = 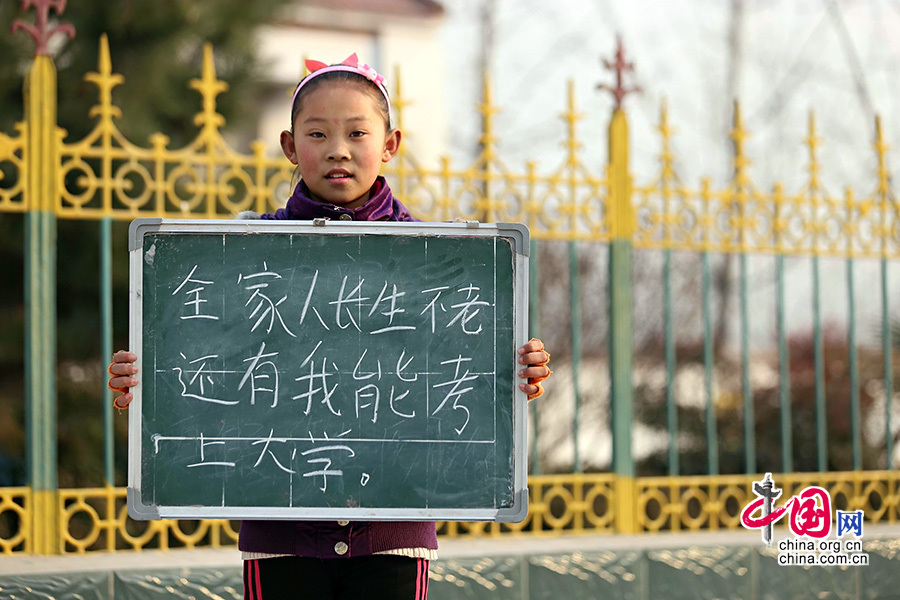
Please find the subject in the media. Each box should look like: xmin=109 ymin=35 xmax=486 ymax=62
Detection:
xmin=597 ymin=34 xmax=640 ymax=109
xmin=11 ymin=0 xmax=76 ymax=56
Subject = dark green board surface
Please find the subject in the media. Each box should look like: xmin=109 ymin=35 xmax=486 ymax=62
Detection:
xmin=128 ymin=220 xmax=528 ymax=521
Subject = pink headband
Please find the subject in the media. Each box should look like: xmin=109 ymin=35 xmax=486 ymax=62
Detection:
xmin=291 ymin=53 xmax=392 ymax=126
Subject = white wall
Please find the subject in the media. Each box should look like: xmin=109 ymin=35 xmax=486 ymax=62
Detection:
xmin=254 ymin=6 xmax=447 ymax=169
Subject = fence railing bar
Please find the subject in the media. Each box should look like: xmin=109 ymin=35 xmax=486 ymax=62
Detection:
xmin=702 ymin=251 xmax=717 ymax=475
xmin=806 ymin=111 xmax=829 ymax=475
xmin=776 ymin=253 xmax=792 ymax=473
xmin=813 ymin=254 xmax=827 ymax=472
xmin=664 ymin=249 xmax=678 ymax=476
xmin=740 ymin=252 xmax=755 ymax=474
xmin=569 ymin=240 xmax=582 ymax=472
xmin=847 ymin=255 xmax=861 ymax=470
xmin=100 ymin=218 xmax=114 ymax=485
xmin=529 ymin=238 xmax=541 ymax=475
xmin=875 ymin=114 xmax=894 ymax=471
xmin=882 ymin=257 xmax=893 ymax=470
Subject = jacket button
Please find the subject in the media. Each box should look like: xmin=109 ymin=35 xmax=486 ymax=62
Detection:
xmin=337 ymin=520 xmax=349 ymax=526
xmin=339 ymin=214 xmax=352 ymax=221
xmin=334 ymin=541 xmax=349 ymax=555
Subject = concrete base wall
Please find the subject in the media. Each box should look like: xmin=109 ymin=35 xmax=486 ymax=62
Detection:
xmin=2 ymin=529 xmax=899 ymax=599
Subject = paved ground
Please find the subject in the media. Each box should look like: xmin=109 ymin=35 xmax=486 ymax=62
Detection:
xmin=3 ymin=523 xmax=900 ymax=575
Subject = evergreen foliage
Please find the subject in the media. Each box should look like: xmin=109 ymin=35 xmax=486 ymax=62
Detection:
xmin=0 ymin=0 xmax=296 ymax=486
xmin=1 ymin=0 xmax=294 ymax=144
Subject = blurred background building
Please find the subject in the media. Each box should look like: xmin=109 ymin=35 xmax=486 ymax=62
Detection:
xmin=252 ymin=0 xmax=448 ymax=163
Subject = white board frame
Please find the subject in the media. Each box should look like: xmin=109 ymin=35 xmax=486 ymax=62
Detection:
xmin=127 ymin=218 xmax=530 ymax=522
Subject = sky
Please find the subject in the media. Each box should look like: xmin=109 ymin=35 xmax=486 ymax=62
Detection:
xmin=440 ymin=0 xmax=900 ymax=192
xmin=438 ymin=0 xmax=900 ymax=352
xmin=432 ymin=1 xmax=900 ymax=469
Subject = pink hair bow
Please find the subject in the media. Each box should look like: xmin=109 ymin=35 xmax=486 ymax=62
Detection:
xmin=304 ymin=53 xmax=386 ymax=87
xmin=293 ymin=53 xmax=391 ymax=123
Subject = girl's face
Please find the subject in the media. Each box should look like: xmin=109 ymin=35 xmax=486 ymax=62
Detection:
xmin=280 ymin=82 xmax=400 ymax=210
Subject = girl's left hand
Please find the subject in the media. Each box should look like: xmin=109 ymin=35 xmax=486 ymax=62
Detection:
xmin=517 ymin=338 xmax=551 ymax=401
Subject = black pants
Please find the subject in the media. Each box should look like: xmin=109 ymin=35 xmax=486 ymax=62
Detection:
xmin=243 ymin=555 xmax=430 ymax=599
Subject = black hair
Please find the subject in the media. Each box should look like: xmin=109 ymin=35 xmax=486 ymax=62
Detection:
xmin=289 ymin=70 xmax=392 ymax=132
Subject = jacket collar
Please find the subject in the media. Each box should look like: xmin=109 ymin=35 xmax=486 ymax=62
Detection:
xmin=281 ymin=176 xmax=412 ymax=221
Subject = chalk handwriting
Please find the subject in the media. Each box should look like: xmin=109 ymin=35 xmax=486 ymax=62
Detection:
xmin=239 ymin=262 xmax=297 ymax=337
xmin=239 ymin=342 xmax=280 ymax=407
xmin=420 ymin=286 xmax=449 ymax=333
xmin=173 ymin=352 xmax=237 ymax=405
xmin=431 ymin=355 xmax=476 ymax=435
xmin=155 ymin=241 xmax=508 ymax=502
xmin=298 ymin=270 xmax=331 ymax=331
xmin=395 ymin=350 xmax=418 ymax=382
xmin=331 ymin=276 xmax=368 ymax=331
xmin=187 ymin=433 xmax=235 ymax=468
xmin=293 ymin=358 xmax=341 ymax=416
xmin=369 ymin=281 xmax=416 ymax=334
xmin=353 ymin=349 xmax=382 ymax=381
xmin=160 ymin=431 xmax=371 ymax=492
xmin=447 ymin=284 xmax=490 ymax=335
xmin=172 ymin=267 xmax=495 ymax=337
xmin=389 ymin=386 xmax=415 ymax=419
xmin=301 ymin=444 xmax=356 ymax=492
xmin=252 ymin=429 xmax=297 ymax=474
xmin=173 ymin=265 xmax=219 ymax=321
xmin=355 ymin=384 xmax=380 ymax=423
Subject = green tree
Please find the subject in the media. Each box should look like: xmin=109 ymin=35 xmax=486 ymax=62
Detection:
xmin=1 ymin=0 xmax=295 ymax=144
xmin=0 ymin=0 xmax=297 ymax=487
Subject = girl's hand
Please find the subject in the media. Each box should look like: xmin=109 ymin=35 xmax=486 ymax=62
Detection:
xmin=517 ymin=338 xmax=551 ymax=401
xmin=108 ymin=350 xmax=139 ymax=409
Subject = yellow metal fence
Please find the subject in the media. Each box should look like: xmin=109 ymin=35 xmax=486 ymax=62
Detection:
xmin=2 ymin=29 xmax=900 ymax=555
xmin=1 ymin=473 xmax=899 ymax=554
xmin=2 ymin=37 xmax=897 ymax=256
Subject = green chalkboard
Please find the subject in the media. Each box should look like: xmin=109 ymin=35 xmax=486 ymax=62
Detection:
xmin=127 ymin=218 xmax=529 ymax=522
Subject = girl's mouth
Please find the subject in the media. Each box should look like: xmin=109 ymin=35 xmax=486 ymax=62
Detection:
xmin=326 ymin=171 xmax=352 ymax=180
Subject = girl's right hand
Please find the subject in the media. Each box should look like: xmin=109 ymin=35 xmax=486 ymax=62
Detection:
xmin=108 ymin=350 xmax=139 ymax=409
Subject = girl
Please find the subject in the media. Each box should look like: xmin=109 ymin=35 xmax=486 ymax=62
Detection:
xmin=109 ymin=54 xmax=551 ymax=600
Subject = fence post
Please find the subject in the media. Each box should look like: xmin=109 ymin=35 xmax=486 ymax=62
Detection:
xmin=599 ymin=36 xmax=639 ymax=534
xmin=13 ymin=0 xmax=75 ymax=554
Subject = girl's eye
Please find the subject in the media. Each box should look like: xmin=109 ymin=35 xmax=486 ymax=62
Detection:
xmin=350 ymin=131 xmax=366 ymax=138
xmin=308 ymin=132 xmax=325 ymax=138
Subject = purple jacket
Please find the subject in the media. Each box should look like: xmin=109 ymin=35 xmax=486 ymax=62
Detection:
xmin=260 ymin=176 xmax=417 ymax=223
xmin=239 ymin=177 xmax=437 ymax=558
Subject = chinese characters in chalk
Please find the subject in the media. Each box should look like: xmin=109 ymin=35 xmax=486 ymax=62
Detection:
xmin=158 ymin=258 xmax=502 ymax=496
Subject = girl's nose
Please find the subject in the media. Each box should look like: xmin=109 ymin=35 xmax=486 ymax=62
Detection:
xmin=327 ymin=141 xmax=350 ymax=160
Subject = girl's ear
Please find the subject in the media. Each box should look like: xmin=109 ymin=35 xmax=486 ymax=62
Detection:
xmin=382 ymin=129 xmax=402 ymax=163
xmin=280 ymin=130 xmax=298 ymax=165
